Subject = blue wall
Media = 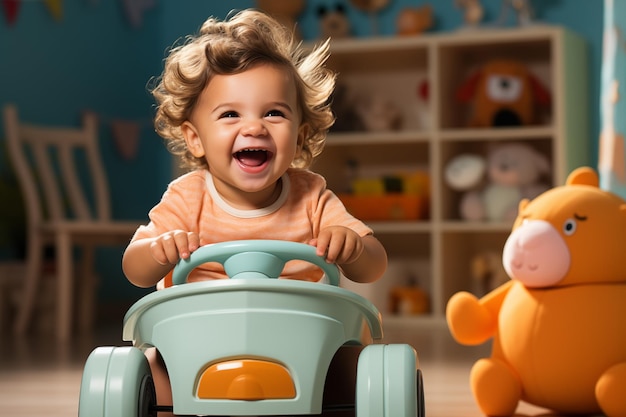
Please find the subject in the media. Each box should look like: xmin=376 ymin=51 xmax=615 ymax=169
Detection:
xmin=0 ymin=0 xmax=603 ymax=303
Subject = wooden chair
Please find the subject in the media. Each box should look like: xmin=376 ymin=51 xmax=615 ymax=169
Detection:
xmin=3 ymin=104 xmax=142 ymax=342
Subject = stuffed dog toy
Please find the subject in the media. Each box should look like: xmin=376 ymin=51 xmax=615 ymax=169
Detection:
xmin=456 ymin=59 xmax=551 ymax=127
xmin=446 ymin=167 xmax=626 ymax=416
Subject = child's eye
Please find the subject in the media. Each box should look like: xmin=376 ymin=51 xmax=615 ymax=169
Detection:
xmin=266 ymin=109 xmax=285 ymax=118
xmin=219 ymin=111 xmax=239 ymax=119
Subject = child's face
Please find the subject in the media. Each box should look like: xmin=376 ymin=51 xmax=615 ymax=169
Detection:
xmin=182 ymin=64 xmax=304 ymax=208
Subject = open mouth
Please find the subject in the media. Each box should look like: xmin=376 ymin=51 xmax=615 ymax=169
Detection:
xmin=234 ymin=148 xmax=273 ymax=168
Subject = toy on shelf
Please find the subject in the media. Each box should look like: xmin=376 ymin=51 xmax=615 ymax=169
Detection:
xmin=455 ymin=0 xmax=484 ymax=29
xmin=456 ymin=59 xmax=551 ymax=127
xmin=446 ymin=167 xmax=626 ymax=417
xmin=330 ymin=84 xmax=402 ymax=133
xmin=389 ymin=285 xmax=430 ymax=315
xmin=445 ymin=143 xmax=550 ymax=222
xmin=339 ymin=170 xmax=430 ymax=221
xmin=469 ymin=250 xmax=508 ymax=296
xmin=444 ymin=153 xmax=486 ymax=191
xmin=354 ymin=93 xmax=403 ymax=132
xmin=79 ymin=240 xmax=425 ymax=417
xmin=330 ymin=83 xmax=366 ymax=132
xmin=349 ymin=0 xmax=391 ymax=35
xmin=256 ymin=0 xmax=305 ymax=39
xmin=317 ymin=3 xmax=351 ymax=39
xmin=396 ymin=4 xmax=433 ymax=36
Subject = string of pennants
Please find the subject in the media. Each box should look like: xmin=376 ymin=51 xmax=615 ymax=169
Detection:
xmin=96 ymin=112 xmax=155 ymax=161
xmin=2 ymin=0 xmax=155 ymax=28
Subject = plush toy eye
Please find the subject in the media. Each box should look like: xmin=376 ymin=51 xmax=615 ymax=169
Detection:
xmin=486 ymin=75 xmax=522 ymax=102
xmin=563 ymin=218 xmax=577 ymax=236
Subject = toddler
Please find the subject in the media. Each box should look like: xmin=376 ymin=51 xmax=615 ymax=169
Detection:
xmin=122 ymin=9 xmax=387 ymax=415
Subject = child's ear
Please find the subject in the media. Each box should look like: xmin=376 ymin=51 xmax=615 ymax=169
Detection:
xmin=181 ymin=121 xmax=205 ymax=158
xmin=297 ymin=123 xmax=309 ymax=151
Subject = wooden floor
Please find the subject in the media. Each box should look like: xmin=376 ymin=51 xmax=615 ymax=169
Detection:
xmin=0 ymin=320 xmax=556 ymax=417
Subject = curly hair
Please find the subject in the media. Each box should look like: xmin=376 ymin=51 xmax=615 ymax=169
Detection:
xmin=150 ymin=9 xmax=336 ymax=170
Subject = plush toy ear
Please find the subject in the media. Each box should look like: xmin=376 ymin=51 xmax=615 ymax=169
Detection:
xmin=456 ymin=71 xmax=483 ymax=102
xmin=518 ymin=198 xmax=530 ymax=213
xmin=528 ymin=74 xmax=551 ymax=106
xmin=566 ymin=167 xmax=599 ymax=187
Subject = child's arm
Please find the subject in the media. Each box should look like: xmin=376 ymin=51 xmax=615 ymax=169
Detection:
xmin=312 ymin=226 xmax=388 ymax=283
xmin=122 ymin=230 xmax=200 ymax=288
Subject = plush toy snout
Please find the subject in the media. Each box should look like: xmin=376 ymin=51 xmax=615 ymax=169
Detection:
xmin=502 ymin=219 xmax=571 ymax=287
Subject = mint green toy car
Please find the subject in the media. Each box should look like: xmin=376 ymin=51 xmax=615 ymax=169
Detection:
xmin=78 ymin=240 xmax=424 ymax=416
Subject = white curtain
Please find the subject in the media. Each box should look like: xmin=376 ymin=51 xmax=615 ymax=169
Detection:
xmin=599 ymin=0 xmax=626 ymax=198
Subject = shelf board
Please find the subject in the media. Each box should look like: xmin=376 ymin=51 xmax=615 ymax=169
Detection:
xmin=440 ymin=221 xmax=513 ymax=233
xmin=366 ymin=221 xmax=431 ymax=234
xmin=381 ymin=314 xmax=447 ymax=328
xmin=327 ymin=35 xmax=430 ymax=53
xmin=326 ymin=126 xmax=554 ymax=145
xmin=439 ymin=126 xmax=555 ymax=141
xmin=326 ymin=130 xmax=430 ymax=146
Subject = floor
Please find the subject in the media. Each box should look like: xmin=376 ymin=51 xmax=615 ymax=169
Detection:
xmin=0 ymin=319 xmax=556 ymax=417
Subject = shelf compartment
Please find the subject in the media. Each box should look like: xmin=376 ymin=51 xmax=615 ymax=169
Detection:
xmin=440 ymin=230 xmax=510 ymax=303
xmin=439 ymin=138 xmax=554 ymax=222
xmin=436 ymin=33 xmax=553 ymax=130
xmin=313 ymin=141 xmax=430 ymax=195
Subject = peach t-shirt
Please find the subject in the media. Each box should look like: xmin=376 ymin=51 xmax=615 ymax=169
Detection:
xmin=131 ymin=168 xmax=372 ymax=283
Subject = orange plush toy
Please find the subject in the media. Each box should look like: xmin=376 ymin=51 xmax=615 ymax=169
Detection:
xmin=456 ymin=59 xmax=551 ymax=127
xmin=446 ymin=167 xmax=626 ymax=417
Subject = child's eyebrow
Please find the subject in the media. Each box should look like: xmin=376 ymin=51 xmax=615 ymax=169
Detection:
xmin=267 ymin=101 xmax=294 ymax=112
xmin=211 ymin=101 xmax=294 ymax=114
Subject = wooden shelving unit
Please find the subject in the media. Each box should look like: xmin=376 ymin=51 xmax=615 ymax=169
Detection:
xmin=311 ymin=25 xmax=589 ymax=332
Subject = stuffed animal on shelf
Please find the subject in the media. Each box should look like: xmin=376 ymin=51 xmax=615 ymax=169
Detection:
xmin=446 ymin=167 xmax=626 ymax=417
xmin=256 ymin=0 xmax=305 ymax=39
xmin=330 ymin=83 xmax=365 ymax=132
xmin=470 ymin=250 xmax=509 ymax=297
xmin=396 ymin=4 xmax=433 ymax=36
xmin=354 ymin=93 xmax=403 ymax=132
xmin=444 ymin=153 xmax=486 ymax=192
xmin=317 ymin=3 xmax=351 ymax=39
xmin=456 ymin=59 xmax=551 ymax=127
xmin=446 ymin=143 xmax=551 ymax=221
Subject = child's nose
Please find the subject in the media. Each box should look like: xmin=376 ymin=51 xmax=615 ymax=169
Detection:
xmin=241 ymin=119 xmax=268 ymax=136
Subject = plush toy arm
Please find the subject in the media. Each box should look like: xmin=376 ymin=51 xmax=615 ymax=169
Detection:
xmin=446 ymin=280 xmax=513 ymax=345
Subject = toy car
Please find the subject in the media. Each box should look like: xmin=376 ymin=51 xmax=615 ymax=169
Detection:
xmin=78 ymin=240 xmax=424 ymax=416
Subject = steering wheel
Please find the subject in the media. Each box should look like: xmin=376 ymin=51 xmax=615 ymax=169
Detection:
xmin=171 ymin=240 xmax=340 ymax=286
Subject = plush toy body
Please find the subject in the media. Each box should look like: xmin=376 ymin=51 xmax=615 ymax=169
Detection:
xmin=447 ymin=167 xmax=626 ymax=416
xmin=456 ymin=59 xmax=551 ymax=127
xmin=446 ymin=143 xmax=550 ymax=221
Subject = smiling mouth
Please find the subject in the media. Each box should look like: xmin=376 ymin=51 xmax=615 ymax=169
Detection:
xmin=234 ymin=149 xmax=272 ymax=168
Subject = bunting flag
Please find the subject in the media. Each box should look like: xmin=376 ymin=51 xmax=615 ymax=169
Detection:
xmin=111 ymin=119 xmax=141 ymax=160
xmin=121 ymin=0 xmax=155 ymax=28
xmin=44 ymin=0 xmax=62 ymax=21
xmin=2 ymin=0 xmax=20 ymax=26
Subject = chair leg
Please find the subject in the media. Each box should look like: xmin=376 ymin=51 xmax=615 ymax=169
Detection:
xmin=77 ymin=244 xmax=96 ymax=333
xmin=56 ymin=233 xmax=73 ymax=342
xmin=14 ymin=237 xmax=43 ymax=336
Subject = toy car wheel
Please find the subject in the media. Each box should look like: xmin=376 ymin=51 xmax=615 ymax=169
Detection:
xmin=416 ymin=368 xmax=425 ymax=417
xmin=78 ymin=346 xmax=156 ymax=417
xmin=356 ymin=344 xmax=421 ymax=417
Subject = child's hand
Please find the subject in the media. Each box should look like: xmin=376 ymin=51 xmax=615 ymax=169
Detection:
xmin=149 ymin=230 xmax=200 ymax=266
xmin=310 ymin=226 xmax=364 ymax=265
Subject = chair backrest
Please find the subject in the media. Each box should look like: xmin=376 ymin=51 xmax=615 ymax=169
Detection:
xmin=3 ymin=104 xmax=112 ymax=226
